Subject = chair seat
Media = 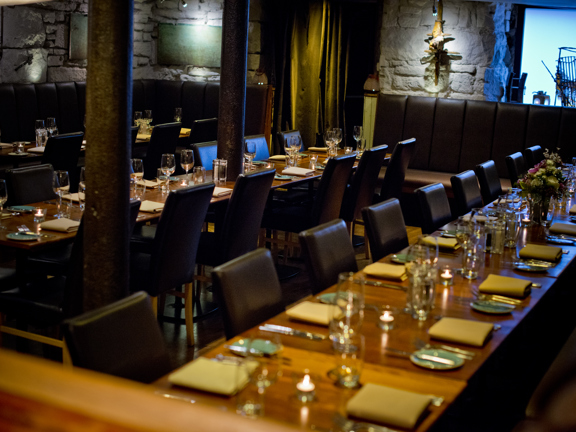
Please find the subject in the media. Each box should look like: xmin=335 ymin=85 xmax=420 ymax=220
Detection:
xmin=130 ymin=224 xmax=157 ymax=254
xmin=261 ymin=204 xmax=315 ymax=235
xmin=26 ymin=243 xmax=74 ymax=276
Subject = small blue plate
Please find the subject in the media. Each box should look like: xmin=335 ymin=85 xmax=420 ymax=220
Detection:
xmin=410 ymin=348 xmax=464 ymax=370
xmin=275 ymin=175 xmax=292 ymax=180
xmin=7 ymin=232 xmax=40 ymax=241
xmin=229 ymin=338 xmax=282 ymax=356
xmin=7 ymin=205 xmax=35 ymax=213
xmin=471 ymin=300 xmax=514 ymax=315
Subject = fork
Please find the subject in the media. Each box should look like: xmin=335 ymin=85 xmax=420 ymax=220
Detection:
xmin=414 ymin=337 xmax=474 ymax=360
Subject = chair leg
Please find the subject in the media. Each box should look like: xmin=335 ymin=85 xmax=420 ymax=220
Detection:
xmin=184 ymin=282 xmax=195 ymax=346
xmin=150 ymin=296 xmax=158 ymax=318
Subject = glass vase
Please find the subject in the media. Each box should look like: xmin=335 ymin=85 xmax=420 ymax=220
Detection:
xmin=530 ymin=194 xmax=550 ymax=226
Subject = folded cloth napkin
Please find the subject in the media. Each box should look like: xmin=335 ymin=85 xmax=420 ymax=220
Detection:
xmin=268 ymin=155 xmax=287 ymax=161
xmin=180 ymin=128 xmax=191 ymax=136
xmin=168 ymin=357 xmax=257 ymax=396
xmin=421 ymin=235 xmax=460 ymax=250
xmin=282 ymin=167 xmax=315 ymax=177
xmin=463 ymin=214 xmax=497 ymax=223
xmin=363 ymin=262 xmax=407 ymax=281
xmin=40 ymin=218 xmax=80 ymax=233
xmin=0 ymin=143 xmax=13 ymax=148
xmin=549 ymin=222 xmax=576 ymax=237
xmin=479 ymin=274 xmax=531 ymax=298
xmin=429 ymin=317 xmax=493 ymax=347
xmin=137 ymin=179 xmax=161 ymax=188
xmin=139 ymin=200 xmax=164 ymax=213
xmin=347 ymin=383 xmax=431 ymax=430
xmin=286 ymin=301 xmax=337 ymax=326
xmin=61 ymin=193 xmax=84 ymax=203
xmin=308 ymin=147 xmax=328 ymax=152
xmin=213 ymin=187 xmax=233 ymax=197
xmin=136 ymin=133 xmax=151 ymax=140
xmin=519 ymin=244 xmax=562 ymax=262
xmin=27 ymin=146 xmax=45 ymax=153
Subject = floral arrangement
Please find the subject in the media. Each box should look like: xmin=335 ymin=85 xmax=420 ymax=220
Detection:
xmin=517 ymin=148 xmax=567 ymax=200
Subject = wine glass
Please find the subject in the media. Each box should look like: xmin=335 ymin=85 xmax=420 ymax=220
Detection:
xmin=332 ymin=128 xmax=343 ymax=149
xmin=174 ymin=107 xmax=182 ymax=122
xmin=161 ymin=154 xmax=175 ymax=191
xmin=289 ymin=136 xmax=301 ymax=165
xmin=134 ymin=111 xmax=142 ymax=128
xmin=78 ymin=167 xmax=86 ymax=211
xmin=541 ymin=199 xmax=556 ymax=234
xmin=144 ymin=110 xmax=153 ymax=123
xmin=46 ymin=117 xmax=58 ymax=137
xmin=130 ymin=159 xmax=144 ymax=197
xmin=180 ymin=149 xmax=194 ymax=179
xmin=325 ymin=130 xmax=336 ymax=159
xmin=244 ymin=141 xmax=256 ymax=171
xmin=0 ymin=180 xmax=7 ymax=230
xmin=329 ymin=272 xmax=365 ymax=346
xmin=353 ymin=126 xmax=363 ymax=149
xmin=53 ymin=170 xmax=69 ymax=218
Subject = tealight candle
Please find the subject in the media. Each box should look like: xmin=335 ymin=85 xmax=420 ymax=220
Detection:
xmin=33 ymin=207 xmax=47 ymax=223
xmin=180 ymin=178 xmax=189 ymax=187
xmin=309 ymin=155 xmax=318 ymax=170
xmin=440 ymin=266 xmax=453 ymax=286
xmin=296 ymin=373 xmax=315 ymax=402
xmin=377 ymin=306 xmax=395 ymax=331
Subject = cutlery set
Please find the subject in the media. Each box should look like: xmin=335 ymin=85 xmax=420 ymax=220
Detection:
xmin=259 ymin=324 xmax=327 ymax=341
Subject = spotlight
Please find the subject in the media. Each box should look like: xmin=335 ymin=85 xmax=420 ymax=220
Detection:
xmin=432 ymin=0 xmax=438 ymax=16
xmin=181 ymin=0 xmax=187 ymax=6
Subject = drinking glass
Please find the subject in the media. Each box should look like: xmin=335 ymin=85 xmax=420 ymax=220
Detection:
xmin=161 ymin=154 xmax=175 ymax=191
xmin=236 ymin=356 xmax=264 ymax=418
xmin=353 ymin=126 xmax=363 ymax=148
xmin=217 ymin=159 xmax=227 ymax=184
xmin=0 ymin=180 xmax=7 ymax=230
xmin=462 ymin=245 xmax=481 ymax=280
xmin=35 ymin=119 xmax=45 ymax=131
xmin=504 ymin=209 xmax=520 ymax=248
xmin=329 ymin=272 xmax=365 ymax=346
xmin=408 ymin=265 xmax=435 ymax=320
xmin=455 ymin=216 xmax=472 ymax=253
xmin=35 ymin=120 xmax=46 ymax=147
xmin=134 ymin=111 xmax=142 ymax=125
xmin=52 ymin=170 xmax=69 ymax=218
xmin=244 ymin=141 xmax=256 ymax=171
xmin=174 ymin=107 xmax=182 ymax=122
xmin=46 ymin=117 xmax=58 ymax=137
xmin=332 ymin=128 xmax=343 ymax=149
xmin=157 ymin=168 xmax=168 ymax=194
xmin=78 ymin=167 xmax=86 ymax=211
xmin=541 ymin=199 xmax=556 ymax=233
xmin=333 ymin=334 xmax=364 ymax=389
xmin=193 ymin=166 xmax=206 ymax=184
xmin=357 ymin=138 xmax=366 ymax=157
xmin=144 ymin=110 xmax=153 ymax=123
xmin=180 ymin=149 xmax=194 ymax=178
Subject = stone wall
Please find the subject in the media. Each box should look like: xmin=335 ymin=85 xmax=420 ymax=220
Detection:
xmin=378 ymin=0 xmax=513 ymax=101
xmin=0 ymin=0 xmax=266 ymax=84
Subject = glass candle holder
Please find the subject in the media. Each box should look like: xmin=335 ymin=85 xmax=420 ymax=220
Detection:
xmin=439 ymin=265 xmax=454 ymax=286
xmin=295 ymin=371 xmax=315 ymax=403
xmin=377 ymin=305 xmax=396 ymax=331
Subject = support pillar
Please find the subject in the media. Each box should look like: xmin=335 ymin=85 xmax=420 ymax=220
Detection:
xmin=217 ymin=0 xmax=250 ymax=180
xmin=83 ymin=0 xmax=133 ymax=311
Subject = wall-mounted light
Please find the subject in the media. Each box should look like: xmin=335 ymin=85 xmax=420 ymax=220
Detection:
xmin=181 ymin=0 xmax=187 ymax=7
xmin=432 ymin=0 xmax=438 ymax=17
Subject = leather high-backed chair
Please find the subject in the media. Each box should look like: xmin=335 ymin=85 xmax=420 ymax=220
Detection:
xmin=362 ymin=198 xmax=409 ymax=262
xmin=474 ymin=160 xmax=503 ymax=205
xmin=42 ymin=132 xmax=84 ymax=193
xmin=506 ymin=152 xmax=527 ymax=186
xmin=211 ymin=249 xmax=284 ymax=340
xmin=277 ymin=130 xmax=303 ymax=153
xmin=245 ymin=134 xmax=270 ymax=161
xmin=523 ymin=145 xmax=544 ymax=169
xmin=415 ymin=183 xmax=452 ymax=234
xmin=131 ymin=125 xmax=145 ymax=159
xmin=191 ymin=141 xmax=217 ymax=170
xmin=142 ymin=122 xmax=182 ymax=179
xmin=376 ymin=138 xmax=416 ymax=202
xmin=189 ymin=118 xmax=218 ymax=144
xmin=63 ymin=291 xmax=172 ymax=383
xmin=5 ymin=164 xmax=57 ymax=206
xmin=130 ymin=183 xmax=214 ymax=346
xmin=450 ymin=170 xmax=483 ymax=217
xmin=299 ymin=219 xmax=358 ymax=294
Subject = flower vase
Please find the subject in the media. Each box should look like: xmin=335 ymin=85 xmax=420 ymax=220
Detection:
xmin=530 ymin=195 xmax=550 ymax=226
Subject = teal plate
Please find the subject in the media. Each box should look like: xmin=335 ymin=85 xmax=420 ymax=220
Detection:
xmin=7 ymin=206 xmax=35 ymax=212
xmin=7 ymin=232 xmax=40 ymax=241
xmin=275 ymin=175 xmax=292 ymax=180
xmin=8 ymin=152 xmax=29 ymax=156
xmin=513 ymin=262 xmax=548 ymax=272
xmin=316 ymin=292 xmax=353 ymax=305
xmin=471 ymin=300 xmax=514 ymax=315
xmin=229 ymin=338 xmax=282 ymax=356
xmin=441 ymin=230 xmax=456 ymax=238
xmin=391 ymin=253 xmax=412 ymax=264
xmin=410 ymin=348 xmax=464 ymax=370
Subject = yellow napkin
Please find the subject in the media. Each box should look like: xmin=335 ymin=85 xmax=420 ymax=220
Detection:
xmin=213 ymin=187 xmax=233 ymax=197
xmin=27 ymin=146 xmax=45 ymax=153
xmin=168 ymin=358 xmax=256 ymax=396
xmin=347 ymin=384 xmax=431 ymax=430
xmin=268 ymin=155 xmax=287 ymax=161
xmin=136 ymin=133 xmax=151 ymax=140
xmin=286 ymin=301 xmax=337 ymax=326
xmin=0 ymin=143 xmax=13 ymax=148
xmin=137 ymin=179 xmax=161 ymax=188
xmin=40 ymin=218 xmax=80 ymax=233
xmin=180 ymin=128 xmax=191 ymax=136
xmin=363 ymin=263 xmax=407 ymax=281
xmin=282 ymin=167 xmax=315 ymax=177
xmin=463 ymin=214 xmax=497 ymax=223
xmin=308 ymin=147 xmax=328 ymax=152
xmin=139 ymin=200 xmax=164 ymax=213
xmin=421 ymin=236 xmax=460 ymax=250
xmin=549 ymin=222 xmax=576 ymax=237
xmin=569 ymin=205 xmax=576 ymax=215
xmin=519 ymin=244 xmax=562 ymax=262
xmin=429 ymin=317 xmax=493 ymax=347
xmin=479 ymin=274 xmax=531 ymax=298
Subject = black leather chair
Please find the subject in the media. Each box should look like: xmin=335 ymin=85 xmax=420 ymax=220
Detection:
xmin=362 ymin=198 xmax=409 ymax=262
xmin=415 ymin=183 xmax=452 ymax=234
xmin=189 ymin=117 xmax=218 ymax=144
xmin=191 ymin=141 xmax=217 ymax=170
xmin=142 ymin=122 xmax=182 ymax=179
xmin=523 ymin=145 xmax=544 ymax=169
xmin=41 ymin=132 xmax=84 ymax=193
xmin=5 ymin=164 xmax=57 ymax=206
xmin=63 ymin=291 xmax=172 ymax=383
xmin=277 ymin=130 xmax=303 ymax=153
xmin=245 ymin=134 xmax=270 ymax=161
xmin=506 ymin=151 xmax=527 ymax=186
xmin=130 ymin=183 xmax=214 ymax=346
xmin=376 ymin=138 xmax=416 ymax=202
xmin=450 ymin=170 xmax=483 ymax=217
xmin=299 ymin=219 xmax=358 ymax=294
xmin=211 ymin=249 xmax=284 ymax=340
xmin=130 ymin=125 xmax=145 ymax=159
xmin=474 ymin=160 xmax=503 ymax=205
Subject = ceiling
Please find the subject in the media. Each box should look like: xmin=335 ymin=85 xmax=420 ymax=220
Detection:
xmin=467 ymin=0 xmax=576 ymax=8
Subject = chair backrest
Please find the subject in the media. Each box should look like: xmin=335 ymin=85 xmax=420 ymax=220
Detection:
xmin=311 ymin=153 xmax=356 ymax=226
xmin=339 ymin=144 xmax=388 ymax=222
xmin=189 ymin=117 xmax=218 ymax=144
xmin=63 ymin=291 xmax=172 ymax=383
xmin=506 ymin=151 xmax=526 ymax=186
xmin=130 ymin=125 xmax=139 ymax=153
xmin=474 ymin=160 xmax=503 ymax=205
xmin=42 ymin=132 xmax=84 ymax=191
xmin=142 ymin=122 xmax=182 ymax=179
xmin=5 ymin=163 xmax=57 ymax=206
xmin=299 ymin=219 xmax=358 ymax=294
xmin=245 ymin=134 xmax=270 ymax=161
xmin=378 ymin=138 xmax=416 ymax=202
xmin=450 ymin=170 xmax=483 ymax=217
xmin=192 ymin=141 xmax=217 ymax=170
xmin=212 ymin=249 xmax=284 ymax=340
xmin=415 ymin=183 xmax=452 ymax=234
xmin=277 ymin=130 xmax=303 ymax=153
xmin=523 ymin=145 xmax=544 ymax=168
xmin=362 ymin=198 xmax=409 ymax=262
xmin=150 ymin=182 xmax=215 ymax=295
xmin=219 ymin=169 xmax=275 ymax=263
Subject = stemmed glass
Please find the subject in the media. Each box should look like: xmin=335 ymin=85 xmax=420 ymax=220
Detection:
xmin=46 ymin=117 xmax=58 ymax=137
xmin=130 ymin=158 xmax=144 ymax=198
xmin=134 ymin=111 xmax=142 ymax=128
xmin=35 ymin=120 xmax=47 ymax=147
xmin=0 ymin=180 xmax=7 ymax=230
xmin=284 ymin=137 xmax=294 ymax=167
xmin=289 ymin=136 xmax=301 ymax=165
xmin=180 ymin=149 xmax=194 ymax=180
xmin=78 ymin=167 xmax=86 ymax=211
xmin=353 ymin=126 xmax=363 ymax=150
xmin=174 ymin=107 xmax=182 ymax=122
xmin=161 ymin=154 xmax=175 ymax=191
xmin=53 ymin=170 xmax=69 ymax=218
xmin=542 ymin=199 xmax=556 ymax=234
xmin=332 ymin=128 xmax=343 ymax=149
xmin=244 ymin=141 xmax=256 ymax=171
xmin=329 ymin=272 xmax=365 ymax=346
xmin=325 ymin=130 xmax=336 ymax=159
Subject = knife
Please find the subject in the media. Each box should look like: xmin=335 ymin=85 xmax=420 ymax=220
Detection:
xmin=384 ymin=347 xmax=455 ymax=366
xmin=364 ymin=280 xmax=406 ymax=291
xmin=259 ymin=324 xmax=327 ymax=341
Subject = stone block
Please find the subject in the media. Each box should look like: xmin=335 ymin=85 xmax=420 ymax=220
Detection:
xmin=134 ymin=42 xmax=153 ymax=58
xmin=248 ymin=22 xmax=261 ymax=53
xmin=133 ymin=65 xmax=155 ymax=80
xmin=143 ymin=32 xmax=153 ymax=42
xmin=134 ymin=31 xmax=143 ymax=42
xmin=47 ymin=55 xmax=64 ymax=67
xmin=451 ymin=64 xmax=476 ymax=74
xmin=136 ymin=56 xmax=150 ymax=66
xmin=247 ymin=53 xmax=260 ymax=71
xmin=0 ymin=48 xmax=47 ymax=83
xmin=458 ymin=4 xmax=474 ymax=29
xmin=398 ymin=15 xmax=421 ymax=28
xmin=44 ymin=12 xmax=56 ymax=24
xmin=4 ymin=7 xmax=45 ymax=48
xmin=392 ymin=75 xmax=424 ymax=92
xmin=399 ymin=6 xmax=421 ymax=15
xmin=47 ymin=66 xmax=86 ymax=82
xmin=383 ymin=28 xmax=428 ymax=61
xmin=134 ymin=22 xmax=155 ymax=32
xmin=250 ymin=0 xmax=262 ymax=21
xmin=56 ymin=12 xmax=65 ymax=22
xmin=451 ymin=73 xmax=475 ymax=94
xmin=395 ymin=64 xmax=425 ymax=77
xmin=444 ymin=4 xmax=459 ymax=25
